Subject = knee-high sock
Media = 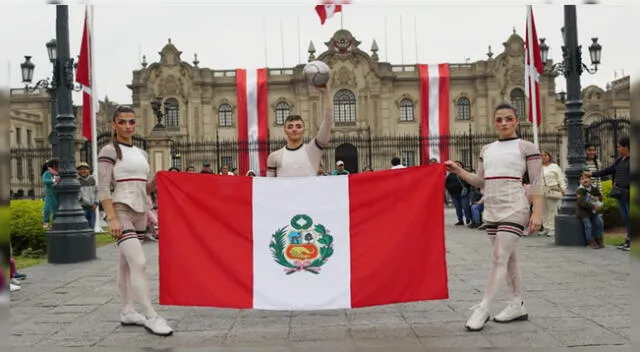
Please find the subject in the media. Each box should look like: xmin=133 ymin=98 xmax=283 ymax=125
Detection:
xmin=119 ymin=238 xmax=157 ymax=319
xmin=117 ymin=250 xmax=133 ymax=314
xmin=481 ymin=232 xmax=520 ymax=308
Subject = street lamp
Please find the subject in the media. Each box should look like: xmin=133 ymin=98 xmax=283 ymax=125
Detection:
xmin=542 ymin=5 xmax=603 ymax=246
xmin=46 ymin=39 xmax=57 ymax=62
xmin=20 ymin=51 xmax=60 ymax=160
xmin=46 ymin=4 xmax=96 ymax=264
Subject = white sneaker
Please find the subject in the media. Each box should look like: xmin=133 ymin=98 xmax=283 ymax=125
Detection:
xmin=465 ymin=304 xmax=490 ymax=331
xmin=10 ymin=278 xmax=21 ymax=286
xmin=494 ymin=300 xmax=528 ymax=323
xmin=10 ymin=283 xmax=21 ymax=292
xmin=120 ymin=309 xmax=146 ymax=326
xmin=144 ymin=315 xmax=173 ymax=336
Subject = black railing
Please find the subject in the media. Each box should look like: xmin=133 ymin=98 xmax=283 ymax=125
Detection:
xmin=11 ymin=117 xmax=628 ymax=198
xmin=171 ymin=131 xmax=565 ymax=174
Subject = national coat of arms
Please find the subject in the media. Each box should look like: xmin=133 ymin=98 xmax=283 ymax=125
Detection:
xmin=269 ymin=214 xmax=334 ymax=275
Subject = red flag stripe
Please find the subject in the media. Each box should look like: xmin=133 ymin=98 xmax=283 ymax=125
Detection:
xmin=418 ymin=64 xmax=450 ymax=164
xmin=525 ymin=5 xmax=543 ymax=126
xmin=349 ymin=166 xmax=449 ymax=307
xmin=158 ymin=173 xmax=254 ymax=308
xmin=235 ymin=69 xmax=249 ymax=174
xmin=256 ymin=69 xmax=269 ymax=176
xmin=76 ymin=8 xmax=92 ymax=141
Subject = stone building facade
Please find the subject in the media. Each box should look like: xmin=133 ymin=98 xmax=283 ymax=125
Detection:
xmin=9 ymin=29 xmax=631 ymax=194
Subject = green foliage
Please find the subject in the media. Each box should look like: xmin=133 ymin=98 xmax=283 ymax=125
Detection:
xmin=10 ymin=200 xmax=47 ymax=255
xmin=600 ymin=180 xmax=623 ymax=229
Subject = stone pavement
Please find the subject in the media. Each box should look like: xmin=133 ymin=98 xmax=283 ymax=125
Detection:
xmin=9 ymin=209 xmax=631 ymax=350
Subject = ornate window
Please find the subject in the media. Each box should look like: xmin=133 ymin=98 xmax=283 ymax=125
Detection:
xmin=456 ymin=97 xmax=471 ymax=120
xmin=275 ymin=102 xmax=290 ymax=125
xmin=333 ymin=89 xmax=356 ymax=124
xmin=218 ymin=103 xmax=233 ymax=127
xmin=510 ymin=88 xmax=526 ymax=119
xmin=399 ymin=99 xmax=414 ymax=121
xmin=164 ymin=98 xmax=180 ymax=128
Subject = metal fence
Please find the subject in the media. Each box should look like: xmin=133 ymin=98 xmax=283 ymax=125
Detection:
xmin=171 ymin=131 xmax=565 ymax=174
xmin=11 ymin=117 xmax=629 ymax=199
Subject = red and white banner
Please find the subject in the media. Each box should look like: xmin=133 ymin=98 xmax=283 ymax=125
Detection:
xmin=75 ymin=7 xmax=93 ymax=141
xmin=418 ymin=64 xmax=450 ymax=164
xmin=157 ymin=165 xmax=448 ymax=310
xmin=315 ymin=1 xmax=348 ymax=25
xmin=525 ymin=5 xmax=543 ymax=130
xmin=236 ymin=68 xmax=269 ymax=176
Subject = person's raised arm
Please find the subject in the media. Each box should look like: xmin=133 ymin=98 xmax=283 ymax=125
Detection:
xmin=315 ymin=87 xmax=333 ymax=148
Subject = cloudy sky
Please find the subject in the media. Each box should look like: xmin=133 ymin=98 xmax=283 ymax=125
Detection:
xmin=1 ymin=0 xmax=637 ymax=105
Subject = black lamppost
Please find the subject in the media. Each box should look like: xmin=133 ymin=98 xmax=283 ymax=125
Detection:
xmin=20 ymin=39 xmax=59 ymax=159
xmin=539 ymin=5 xmax=602 ymax=246
xmin=46 ymin=4 xmax=96 ymax=263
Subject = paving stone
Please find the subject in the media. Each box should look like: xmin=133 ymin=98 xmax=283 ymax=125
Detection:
xmin=8 ymin=209 xmax=630 ymax=348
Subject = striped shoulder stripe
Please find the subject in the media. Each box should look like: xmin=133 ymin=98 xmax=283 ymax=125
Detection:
xmin=526 ymin=154 xmax=541 ymax=160
xmin=98 ymin=156 xmax=116 ymax=164
xmin=314 ymin=139 xmax=325 ymax=150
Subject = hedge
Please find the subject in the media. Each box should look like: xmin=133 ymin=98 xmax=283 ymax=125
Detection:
xmin=10 ymin=200 xmax=47 ymax=256
xmin=600 ymin=180 xmax=624 ymax=229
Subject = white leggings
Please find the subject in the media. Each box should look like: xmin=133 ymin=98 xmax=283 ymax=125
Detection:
xmin=480 ymin=209 xmax=529 ymax=308
xmin=115 ymin=203 xmax=157 ymax=319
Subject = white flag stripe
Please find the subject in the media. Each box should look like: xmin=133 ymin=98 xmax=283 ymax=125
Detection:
xmin=427 ymin=64 xmax=441 ymax=161
xmin=252 ymin=176 xmax=352 ymax=310
xmin=246 ymin=69 xmax=260 ymax=173
xmin=325 ymin=5 xmax=337 ymax=18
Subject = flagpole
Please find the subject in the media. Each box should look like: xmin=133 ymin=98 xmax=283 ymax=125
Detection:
xmin=279 ymin=18 xmax=285 ymax=67
xmin=297 ymin=15 xmax=301 ymax=64
xmin=527 ymin=5 xmax=539 ymax=147
xmin=262 ymin=19 xmax=268 ymax=67
xmin=414 ymin=16 xmax=418 ymax=63
xmin=89 ymin=4 xmax=101 ymax=233
xmin=384 ymin=14 xmax=388 ymax=62
xmin=400 ymin=14 xmax=405 ymax=65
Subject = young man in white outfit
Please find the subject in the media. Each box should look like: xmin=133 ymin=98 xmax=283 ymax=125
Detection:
xmin=267 ymin=87 xmax=333 ymax=177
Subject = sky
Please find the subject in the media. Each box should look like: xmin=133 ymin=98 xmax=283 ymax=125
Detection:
xmin=1 ymin=0 xmax=638 ymax=105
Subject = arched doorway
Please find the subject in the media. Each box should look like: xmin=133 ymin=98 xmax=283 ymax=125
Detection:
xmin=335 ymin=143 xmax=358 ymax=174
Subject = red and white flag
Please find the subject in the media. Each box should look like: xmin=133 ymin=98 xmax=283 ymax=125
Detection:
xmin=157 ymin=165 xmax=448 ymax=310
xmin=418 ymin=64 xmax=450 ymax=164
xmin=236 ymin=68 xmax=269 ymax=176
xmin=75 ymin=7 xmax=93 ymax=141
xmin=315 ymin=1 xmax=348 ymax=25
xmin=525 ymin=5 xmax=543 ymax=133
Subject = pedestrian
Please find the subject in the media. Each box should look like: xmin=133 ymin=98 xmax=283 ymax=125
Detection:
xmin=445 ymin=102 xmax=543 ymax=332
xmin=77 ymin=162 xmax=98 ymax=229
xmin=41 ymin=159 xmax=59 ymax=230
xmin=97 ymin=105 xmax=172 ymax=336
xmin=267 ymin=86 xmax=333 ymax=177
xmin=585 ymin=135 xmax=631 ymax=251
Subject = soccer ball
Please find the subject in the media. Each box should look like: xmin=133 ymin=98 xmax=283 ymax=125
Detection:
xmin=303 ymin=61 xmax=330 ymax=87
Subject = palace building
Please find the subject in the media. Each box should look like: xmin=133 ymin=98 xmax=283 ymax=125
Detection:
xmin=9 ymin=28 xmax=630 ymax=195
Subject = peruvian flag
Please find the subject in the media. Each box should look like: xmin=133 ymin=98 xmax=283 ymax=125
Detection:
xmin=315 ymin=1 xmax=347 ymax=25
xmin=75 ymin=7 xmax=93 ymax=141
xmin=156 ymin=165 xmax=448 ymax=310
xmin=236 ymin=68 xmax=269 ymax=176
xmin=525 ymin=5 xmax=543 ymax=128
xmin=418 ymin=64 xmax=450 ymax=164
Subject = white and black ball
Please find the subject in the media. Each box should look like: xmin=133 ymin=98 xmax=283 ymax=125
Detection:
xmin=303 ymin=61 xmax=331 ymax=87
